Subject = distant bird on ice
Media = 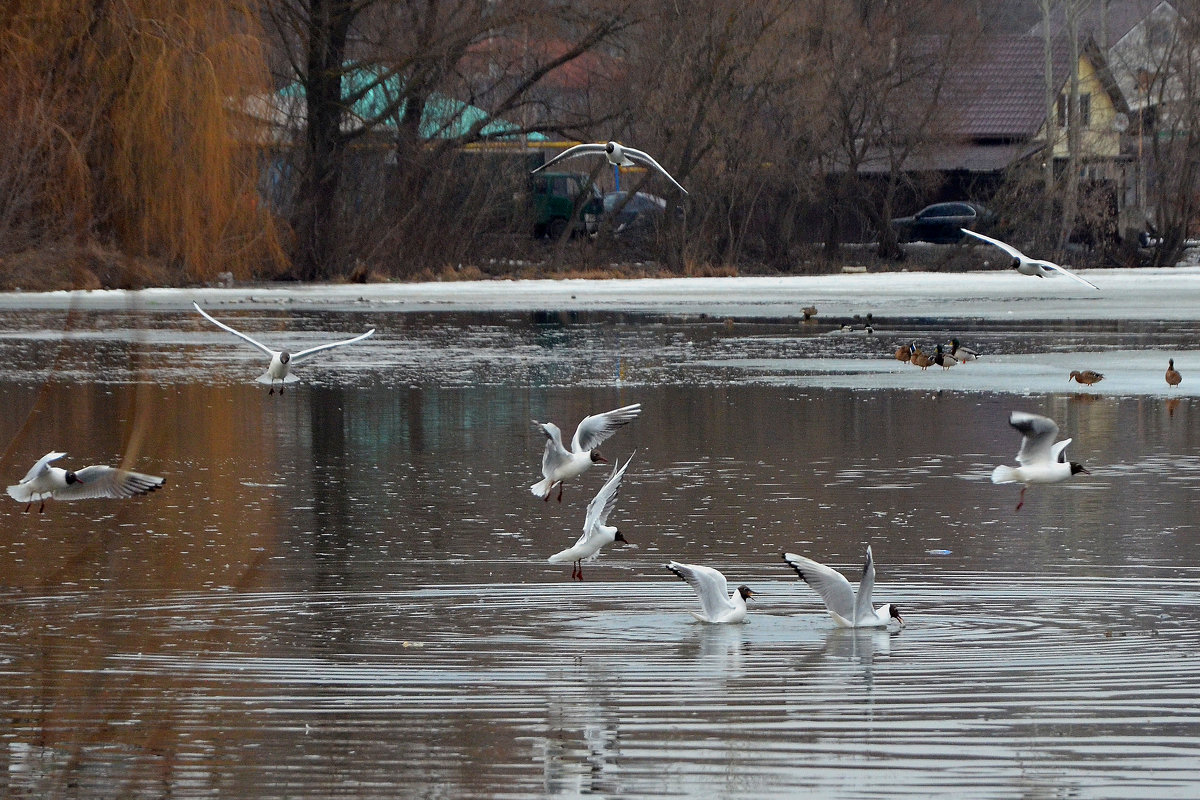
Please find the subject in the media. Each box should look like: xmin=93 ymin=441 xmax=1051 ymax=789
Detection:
xmin=664 ymin=561 xmax=757 ymax=623
xmin=530 ymin=141 xmax=688 ymax=195
xmin=548 ymin=453 xmax=634 ymax=580
xmin=1166 ymin=358 xmax=1182 ymax=387
xmin=531 ymin=403 xmax=641 ymax=502
xmin=991 ymin=411 xmax=1089 ymax=511
xmin=193 ymin=302 xmax=374 ymax=394
xmin=960 ymin=229 xmax=1100 ymax=290
xmin=1068 ymin=370 xmax=1104 ymax=386
xmin=7 ymin=452 xmax=164 ymax=513
xmin=781 ymin=546 xmax=903 ymax=628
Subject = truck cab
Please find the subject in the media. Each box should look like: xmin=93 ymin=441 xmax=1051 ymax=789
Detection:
xmin=528 ymin=172 xmax=603 ymax=239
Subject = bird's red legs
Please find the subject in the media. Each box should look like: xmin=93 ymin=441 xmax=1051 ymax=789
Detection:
xmin=556 ymin=482 xmax=564 ymax=503
xmin=1015 ymin=486 xmax=1027 ymax=511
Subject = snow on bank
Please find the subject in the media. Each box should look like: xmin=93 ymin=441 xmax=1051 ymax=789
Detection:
xmin=3 ymin=266 xmax=1200 ymax=320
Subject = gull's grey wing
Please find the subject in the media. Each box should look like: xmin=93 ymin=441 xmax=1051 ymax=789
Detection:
xmin=52 ymin=466 xmax=164 ymax=500
xmin=571 ymin=403 xmax=642 ymax=453
xmin=529 ymin=143 xmax=607 ymax=175
xmin=623 ymin=146 xmax=689 ymax=195
xmin=666 ymin=562 xmax=731 ymax=620
xmin=20 ymin=451 xmax=67 ymax=483
xmin=1042 ymin=262 xmax=1100 ymax=290
xmin=535 ymin=421 xmax=571 ymax=477
xmin=583 ymin=451 xmax=634 ymax=534
xmin=853 ymin=546 xmax=876 ymax=625
xmin=960 ymin=229 xmax=1026 ymax=261
xmin=1009 ymin=411 xmax=1059 ymax=466
xmin=1050 ymin=438 xmax=1073 ymax=463
xmin=193 ymin=302 xmax=277 ymax=358
xmin=290 ymin=328 xmax=375 ymax=363
xmin=782 ymin=552 xmax=857 ymax=621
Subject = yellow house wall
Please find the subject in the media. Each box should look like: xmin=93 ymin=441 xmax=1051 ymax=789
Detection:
xmin=1037 ymin=54 xmax=1122 ymax=159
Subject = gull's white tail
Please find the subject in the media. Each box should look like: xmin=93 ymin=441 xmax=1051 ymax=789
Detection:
xmin=991 ymin=465 xmax=1019 ymax=484
xmin=530 ymin=478 xmax=553 ymax=498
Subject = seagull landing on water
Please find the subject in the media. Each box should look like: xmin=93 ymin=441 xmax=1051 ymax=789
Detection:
xmin=991 ymin=411 xmax=1089 ymax=511
xmin=530 ymin=403 xmax=641 ymax=502
xmin=781 ymin=546 xmax=903 ymax=628
xmin=665 ymin=562 xmax=756 ymax=624
xmin=193 ymin=302 xmax=374 ymax=394
xmin=7 ymin=452 xmax=164 ymax=513
xmin=548 ymin=453 xmax=634 ymax=580
xmin=960 ymin=229 xmax=1100 ymax=291
xmin=530 ymin=141 xmax=688 ymax=196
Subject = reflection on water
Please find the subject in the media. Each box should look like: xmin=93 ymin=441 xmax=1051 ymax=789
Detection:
xmin=0 ymin=307 xmax=1199 ymax=798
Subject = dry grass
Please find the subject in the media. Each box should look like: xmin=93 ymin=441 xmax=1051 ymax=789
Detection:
xmin=0 ymin=245 xmax=188 ymax=291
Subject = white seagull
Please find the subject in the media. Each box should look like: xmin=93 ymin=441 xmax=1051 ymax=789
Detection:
xmin=665 ymin=562 xmax=757 ymax=624
xmin=531 ymin=141 xmax=688 ymax=195
xmin=548 ymin=453 xmax=634 ymax=580
xmin=193 ymin=302 xmax=375 ymax=394
xmin=531 ymin=403 xmax=641 ymax=502
xmin=7 ymin=452 xmax=164 ymax=513
xmin=960 ymin=229 xmax=1100 ymax=290
xmin=781 ymin=546 xmax=903 ymax=628
xmin=992 ymin=411 xmax=1089 ymax=511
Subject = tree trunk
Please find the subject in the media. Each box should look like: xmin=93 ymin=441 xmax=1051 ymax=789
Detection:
xmin=291 ymin=0 xmax=353 ymax=280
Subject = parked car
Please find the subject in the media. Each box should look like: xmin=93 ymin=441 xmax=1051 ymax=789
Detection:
xmin=891 ymin=201 xmax=996 ymax=244
xmin=528 ymin=172 xmax=603 ymax=239
xmin=602 ymin=190 xmax=669 ymax=238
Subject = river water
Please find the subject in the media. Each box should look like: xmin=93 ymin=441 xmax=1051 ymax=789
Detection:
xmin=1 ymin=289 xmax=1198 ymax=798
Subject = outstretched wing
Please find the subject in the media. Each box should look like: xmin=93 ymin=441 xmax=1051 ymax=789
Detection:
xmin=623 ymin=146 xmax=689 ymax=195
xmin=666 ymin=562 xmax=731 ymax=620
xmin=1041 ymin=262 xmax=1100 ymax=291
xmin=20 ymin=451 xmax=67 ymax=483
xmin=1009 ymin=411 xmax=1060 ymax=466
xmin=960 ymin=228 xmax=1027 ymax=261
xmin=193 ymin=302 xmax=276 ymax=357
xmin=52 ymin=466 xmax=164 ymax=500
xmin=571 ymin=403 xmax=642 ymax=453
xmin=782 ymin=551 xmax=857 ymax=621
xmin=583 ymin=451 xmax=635 ymax=534
xmin=291 ymin=328 xmax=375 ymax=363
xmin=853 ymin=546 xmax=877 ymax=625
xmin=529 ymin=143 xmax=607 ymax=175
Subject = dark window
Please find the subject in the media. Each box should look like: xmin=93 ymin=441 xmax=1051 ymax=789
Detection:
xmin=1057 ymin=93 xmax=1092 ymax=128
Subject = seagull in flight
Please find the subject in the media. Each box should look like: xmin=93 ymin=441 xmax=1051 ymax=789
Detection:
xmin=781 ymin=546 xmax=903 ymax=628
xmin=531 ymin=141 xmax=688 ymax=195
xmin=548 ymin=453 xmax=634 ymax=579
xmin=7 ymin=452 xmax=164 ymax=513
xmin=193 ymin=302 xmax=374 ymax=394
xmin=991 ymin=411 xmax=1089 ymax=510
xmin=531 ymin=403 xmax=641 ymax=502
xmin=665 ymin=562 xmax=756 ymax=623
xmin=960 ymin=229 xmax=1100 ymax=290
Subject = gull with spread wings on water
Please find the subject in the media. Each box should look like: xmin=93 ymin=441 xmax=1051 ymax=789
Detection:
xmin=548 ymin=453 xmax=634 ymax=579
xmin=530 ymin=403 xmax=641 ymax=502
xmin=665 ymin=561 xmax=757 ymax=624
xmin=7 ymin=452 xmax=164 ymax=513
xmin=781 ymin=546 xmax=903 ymax=628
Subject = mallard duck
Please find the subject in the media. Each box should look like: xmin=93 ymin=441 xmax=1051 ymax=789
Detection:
xmin=949 ymin=338 xmax=979 ymax=364
xmin=894 ymin=344 xmax=910 ymax=363
xmin=911 ymin=349 xmax=933 ymax=370
xmin=933 ymin=344 xmax=956 ymax=369
xmin=1068 ymin=370 xmax=1104 ymax=386
xmin=1166 ymin=358 xmax=1182 ymax=386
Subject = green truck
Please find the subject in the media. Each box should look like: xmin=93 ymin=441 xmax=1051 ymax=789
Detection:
xmin=528 ymin=172 xmax=604 ymax=239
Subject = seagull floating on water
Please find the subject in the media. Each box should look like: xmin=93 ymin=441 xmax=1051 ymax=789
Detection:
xmin=665 ymin=561 xmax=756 ymax=623
xmin=531 ymin=141 xmax=688 ymax=195
xmin=960 ymin=229 xmax=1100 ymax=290
xmin=193 ymin=302 xmax=374 ymax=394
xmin=531 ymin=403 xmax=641 ymax=502
xmin=7 ymin=452 xmax=164 ymax=513
xmin=548 ymin=453 xmax=634 ymax=580
xmin=781 ymin=546 xmax=902 ymax=628
xmin=991 ymin=411 xmax=1089 ymax=510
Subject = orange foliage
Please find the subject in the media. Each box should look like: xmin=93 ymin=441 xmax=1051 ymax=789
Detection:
xmin=0 ymin=0 xmax=284 ymax=279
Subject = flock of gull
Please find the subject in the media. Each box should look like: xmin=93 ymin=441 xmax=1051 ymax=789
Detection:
xmin=3 ymin=140 xmax=1190 ymax=630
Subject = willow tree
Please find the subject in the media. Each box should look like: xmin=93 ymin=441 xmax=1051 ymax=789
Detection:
xmin=0 ymin=0 xmax=282 ymax=280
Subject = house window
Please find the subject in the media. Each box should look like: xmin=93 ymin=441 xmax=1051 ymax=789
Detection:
xmin=1057 ymin=93 xmax=1092 ymax=128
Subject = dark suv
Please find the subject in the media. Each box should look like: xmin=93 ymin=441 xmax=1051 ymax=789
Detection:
xmin=891 ymin=202 xmax=996 ymax=244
